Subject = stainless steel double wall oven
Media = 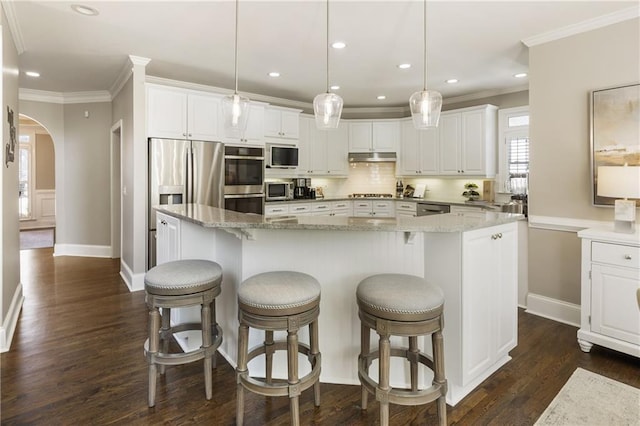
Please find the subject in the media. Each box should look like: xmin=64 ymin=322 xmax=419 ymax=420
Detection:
xmin=223 ymin=145 xmax=265 ymax=215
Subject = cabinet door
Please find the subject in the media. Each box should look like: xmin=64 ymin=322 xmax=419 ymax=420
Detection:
xmin=461 ymin=109 xmax=486 ymax=175
xmin=372 ymin=121 xmax=400 ymax=152
xmin=156 ymin=213 xmax=181 ymax=265
xmin=280 ymin=111 xmax=300 ymax=139
xmin=309 ymin=124 xmax=328 ymax=174
xmin=591 ymin=265 xmax=640 ymax=345
xmin=353 ymin=200 xmax=373 ymax=217
xmin=418 ymin=126 xmax=439 ymax=174
xmin=400 ymin=120 xmax=420 ymax=174
xmin=439 ymin=113 xmax=461 ymax=174
xmin=264 ymin=108 xmax=281 ymax=138
xmin=148 ymin=87 xmax=188 ymax=139
xmin=495 ymin=224 xmax=518 ymax=359
xmin=349 ymin=122 xmax=372 ymax=152
xmin=296 ymin=116 xmax=311 ymax=174
xmin=187 ymin=93 xmax=220 ymax=141
xmin=326 ymin=122 xmax=349 ymax=175
xmin=245 ymin=104 xmax=265 ymax=142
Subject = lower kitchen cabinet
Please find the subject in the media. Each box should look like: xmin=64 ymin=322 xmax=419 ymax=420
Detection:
xmin=577 ymin=228 xmax=640 ymax=358
xmin=395 ymin=200 xmax=417 ymax=217
xmin=156 ymin=212 xmax=181 ymax=265
xmin=353 ymin=200 xmax=394 ymax=217
xmin=424 ymin=221 xmax=518 ymax=402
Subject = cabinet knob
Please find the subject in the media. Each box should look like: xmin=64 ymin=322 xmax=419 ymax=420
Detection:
xmin=624 ymin=254 xmax=632 ymax=260
xmin=160 ymin=220 xmax=167 ymax=225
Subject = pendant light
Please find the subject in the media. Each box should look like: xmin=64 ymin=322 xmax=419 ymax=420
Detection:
xmin=223 ymin=0 xmax=250 ymax=133
xmin=313 ymin=0 xmax=343 ymax=129
xmin=409 ymin=0 xmax=442 ymax=129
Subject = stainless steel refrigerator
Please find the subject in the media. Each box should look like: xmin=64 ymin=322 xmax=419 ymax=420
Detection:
xmin=148 ymin=138 xmax=224 ymax=268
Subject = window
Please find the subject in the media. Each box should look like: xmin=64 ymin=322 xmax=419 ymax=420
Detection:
xmin=498 ymin=107 xmax=529 ymax=194
xmin=19 ymin=134 xmax=33 ymax=220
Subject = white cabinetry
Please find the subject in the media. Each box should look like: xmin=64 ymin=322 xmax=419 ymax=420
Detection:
xmin=399 ymin=119 xmax=438 ymax=175
xmin=450 ymin=205 xmax=484 ymax=214
xmin=349 ymin=121 xmax=400 ymax=153
xmin=156 ymin=212 xmax=181 ymax=265
xmin=264 ymin=204 xmax=290 ymax=217
xmin=395 ymin=200 xmax=417 ymax=217
xmin=424 ymin=222 xmax=518 ymax=403
xmin=353 ymin=199 xmax=395 ymax=217
xmin=577 ymin=228 xmax=640 ymax=358
xmin=330 ymin=201 xmax=352 ymax=216
xmin=299 ymin=116 xmax=348 ymax=176
xmin=264 ymin=106 xmax=300 ymax=140
xmin=265 ymin=200 xmax=353 ymax=218
xmin=221 ymin=102 xmax=265 ymax=145
xmin=147 ymin=85 xmax=220 ymax=141
xmin=438 ymin=104 xmax=497 ymax=177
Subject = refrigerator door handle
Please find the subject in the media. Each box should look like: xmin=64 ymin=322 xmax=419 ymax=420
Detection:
xmin=185 ymin=146 xmax=192 ymax=204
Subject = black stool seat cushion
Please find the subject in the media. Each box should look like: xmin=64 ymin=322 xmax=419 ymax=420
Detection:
xmin=239 ymin=271 xmax=320 ymax=314
xmin=357 ymin=273 xmax=444 ymax=321
xmin=144 ymin=259 xmax=222 ymax=296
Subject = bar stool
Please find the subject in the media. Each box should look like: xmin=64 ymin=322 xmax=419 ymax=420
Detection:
xmin=357 ymin=273 xmax=447 ymax=426
xmin=236 ymin=271 xmax=321 ymax=426
xmin=143 ymin=259 xmax=223 ymax=407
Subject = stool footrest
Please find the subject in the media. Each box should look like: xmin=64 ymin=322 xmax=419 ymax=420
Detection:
xmin=144 ymin=324 xmax=223 ymax=366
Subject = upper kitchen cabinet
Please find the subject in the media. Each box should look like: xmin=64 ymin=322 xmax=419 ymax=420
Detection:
xmin=220 ymin=102 xmax=266 ymax=145
xmin=438 ymin=104 xmax=498 ymax=177
xmin=298 ymin=115 xmax=348 ymax=176
xmin=349 ymin=120 xmax=400 ymax=153
xmin=264 ymin=106 xmax=301 ymax=140
xmin=147 ymin=85 xmax=221 ymax=142
xmin=399 ymin=118 xmax=438 ymax=176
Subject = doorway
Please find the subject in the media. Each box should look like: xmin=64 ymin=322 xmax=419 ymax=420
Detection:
xmin=110 ymin=121 xmax=123 ymax=259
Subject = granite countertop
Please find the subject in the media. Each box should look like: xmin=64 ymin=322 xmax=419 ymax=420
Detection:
xmin=267 ymin=196 xmax=503 ymax=209
xmin=156 ymin=204 xmax=523 ymax=233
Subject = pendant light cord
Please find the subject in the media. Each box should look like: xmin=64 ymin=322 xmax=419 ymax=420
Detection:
xmin=234 ymin=0 xmax=239 ymax=95
xmin=326 ymin=0 xmax=330 ymax=94
xmin=423 ymin=0 xmax=427 ymax=91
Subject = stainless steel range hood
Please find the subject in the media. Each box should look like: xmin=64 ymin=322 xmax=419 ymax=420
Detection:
xmin=348 ymin=152 xmax=397 ymax=163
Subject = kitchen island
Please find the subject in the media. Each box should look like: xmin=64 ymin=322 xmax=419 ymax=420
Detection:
xmin=154 ymin=204 xmax=523 ymax=405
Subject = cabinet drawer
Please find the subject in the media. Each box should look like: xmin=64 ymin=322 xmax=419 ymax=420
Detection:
xmin=396 ymin=202 xmax=416 ymax=212
xmin=265 ymin=205 xmax=289 ymax=216
xmin=312 ymin=203 xmax=331 ymax=213
xmin=289 ymin=203 xmax=311 ymax=214
xmin=331 ymin=201 xmax=351 ymax=210
xmin=353 ymin=201 xmax=373 ymax=209
xmin=592 ymin=242 xmax=640 ymax=269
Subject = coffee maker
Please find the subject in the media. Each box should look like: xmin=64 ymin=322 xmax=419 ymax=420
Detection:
xmin=293 ymin=178 xmax=313 ymax=199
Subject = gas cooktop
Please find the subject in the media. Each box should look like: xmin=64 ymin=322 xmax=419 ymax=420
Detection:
xmin=349 ymin=193 xmax=394 ymax=198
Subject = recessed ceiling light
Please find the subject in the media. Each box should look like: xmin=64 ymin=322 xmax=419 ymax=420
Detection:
xmin=514 ymin=73 xmax=528 ymax=78
xmin=268 ymin=72 xmax=280 ymax=77
xmin=398 ymin=63 xmax=411 ymax=69
xmin=331 ymin=41 xmax=346 ymax=49
xmin=377 ymin=95 xmax=386 ymax=100
xmin=330 ymin=85 xmax=340 ymax=90
xmin=25 ymin=71 xmax=40 ymax=78
xmin=446 ymin=79 xmax=458 ymax=84
xmin=71 ymin=4 xmax=99 ymax=16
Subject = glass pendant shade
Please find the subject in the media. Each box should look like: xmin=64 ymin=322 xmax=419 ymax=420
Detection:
xmin=313 ymin=92 xmax=344 ymax=129
xmin=222 ymin=93 xmax=250 ymax=133
xmin=409 ymin=89 xmax=442 ymax=129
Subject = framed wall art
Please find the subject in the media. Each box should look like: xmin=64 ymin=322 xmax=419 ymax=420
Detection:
xmin=590 ymin=83 xmax=640 ymax=206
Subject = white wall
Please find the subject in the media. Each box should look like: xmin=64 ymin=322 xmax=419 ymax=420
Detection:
xmin=1 ymin=6 xmax=22 ymax=352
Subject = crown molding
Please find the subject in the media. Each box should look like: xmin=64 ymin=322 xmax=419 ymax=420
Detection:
xmin=522 ymin=5 xmax=640 ymax=47
xmin=19 ymin=88 xmax=111 ymax=104
xmin=443 ymin=85 xmax=529 ymax=106
xmin=2 ymin=1 xmax=25 ymax=54
xmin=129 ymin=55 xmax=151 ymax=67
xmin=109 ymin=59 xmax=134 ymax=98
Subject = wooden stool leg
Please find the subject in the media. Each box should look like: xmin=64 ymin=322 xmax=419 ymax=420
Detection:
xmin=211 ymin=300 xmax=217 ymax=368
xmin=236 ymin=323 xmax=249 ymax=426
xmin=379 ymin=333 xmax=391 ymax=426
xmin=265 ymin=330 xmax=274 ymax=384
xmin=360 ymin=323 xmax=371 ymax=410
xmin=432 ymin=328 xmax=447 ymax=426
xmin=159 ymin=307 xmax=171 ymax=375
xmin=288 ymin=330 xmax=300 ymax=426
xmin=409 ymin=335 xmax=419 ymax=392
xmin=201 ymin=302 xmax=213 ymax=400
xmin=148 ymin=306 xmax=161 ymax=407
xmin=309 ymin=318 xmax=321 ymax=407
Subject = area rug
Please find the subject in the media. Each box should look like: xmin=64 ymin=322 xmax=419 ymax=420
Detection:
xmin=19 ymin=228 xmax=54 ymax=250
xmin=535 ymin=368 xmax=640 ymax=425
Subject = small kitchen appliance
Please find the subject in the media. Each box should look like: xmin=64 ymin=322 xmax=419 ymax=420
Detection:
xmin=293 ymin=178 xmax=312 ymax=199
xmin=265 ymin=181 xmax=293 ymax=201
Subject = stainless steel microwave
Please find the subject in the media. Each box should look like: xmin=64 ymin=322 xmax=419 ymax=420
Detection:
xmin=266 ymin=144 xmax=299 ymax=169
xmin=265 ymin=182 xmax=293 ymax=201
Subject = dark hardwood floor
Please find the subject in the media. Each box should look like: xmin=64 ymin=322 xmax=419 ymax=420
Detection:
xmin=2 ymin=248 xmax=639 ymax=425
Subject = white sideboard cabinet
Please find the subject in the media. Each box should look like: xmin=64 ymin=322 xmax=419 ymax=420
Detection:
xmin=577 ymin=228 xmax=640 ymax=358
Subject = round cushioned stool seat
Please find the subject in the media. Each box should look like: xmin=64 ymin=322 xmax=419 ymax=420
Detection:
xmin=238 ymin=271 xmax=320 ymax=315
xmin=145 ymin=259 xmax=223 ymax=296
xmin=356 ymin=273 xmax=444 ymax=322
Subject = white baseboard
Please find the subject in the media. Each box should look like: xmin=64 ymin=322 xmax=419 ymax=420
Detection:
xmin=54 ymin=243 xmax=111 ymax=258
xmin=120 ymin=259 xmax=145 ymax=292
xmin=525 ymin=292 xmax=581 ymax=327
xmin=1 ymin=283 xmax=25 ymax=353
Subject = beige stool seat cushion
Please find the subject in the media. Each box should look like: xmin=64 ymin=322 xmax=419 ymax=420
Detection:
xmin=357 ymin=273 xmax=444 ymax=321
xmin=239 ymin=271 xmax=321 ymax=315
xmin=144 ymin=259 xmax=223 ymax=296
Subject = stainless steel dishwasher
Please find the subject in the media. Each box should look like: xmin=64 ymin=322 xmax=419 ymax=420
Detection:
xmin=416 ymin=202 xmax=450 ymax=216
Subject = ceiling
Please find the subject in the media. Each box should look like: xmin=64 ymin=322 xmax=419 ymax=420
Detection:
xmin=7 ymin=1 xmax=639 ymax=109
